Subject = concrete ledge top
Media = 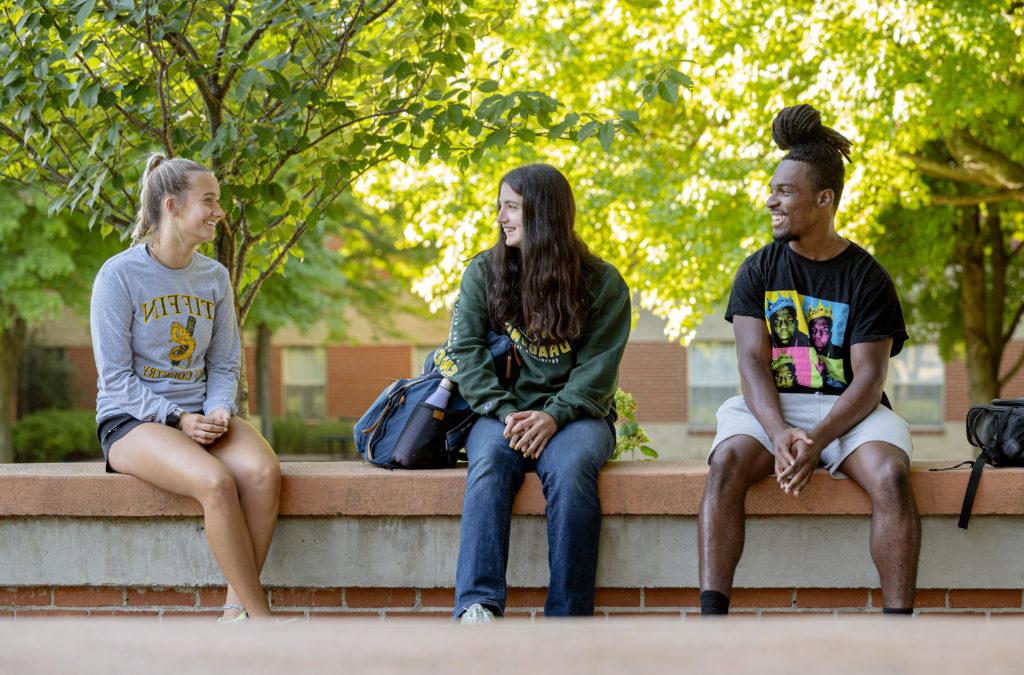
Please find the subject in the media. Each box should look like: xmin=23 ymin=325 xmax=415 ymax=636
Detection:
xmin=1 ymin=460 xmax=1019 ymax=518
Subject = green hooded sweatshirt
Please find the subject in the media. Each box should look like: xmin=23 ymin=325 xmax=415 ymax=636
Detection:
xmin=436 ymin=251 xmax=631 ymax=429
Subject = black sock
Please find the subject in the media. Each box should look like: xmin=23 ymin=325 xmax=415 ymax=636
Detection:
xmin=700 ymin=590 xmax=730 ymax=616
xmin=882 ymin=607 xmax=913 ymax=615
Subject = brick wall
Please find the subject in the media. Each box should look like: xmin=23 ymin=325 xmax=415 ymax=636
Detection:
xmin=245 ymin=346 xmax=283 ymax=417
xmin=3 ymin=586 xmax=1021 ymax=620
xmin=66 ymin=347 xmax=98 ymax=411
xmin=944 ymin=340 xmax=1024 ymax=421
xmin=618 ymin=343 xmax=687 ymax=423
xmin=327 ymin=346 xmax=413 ymax=418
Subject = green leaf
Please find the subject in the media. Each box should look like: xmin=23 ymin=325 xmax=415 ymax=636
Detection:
xmin=481 ymin=126 xmax=509 ymax=149
xmin=80 ymin=83 xmax=100 ymax=108
xmin=267 ymin=68 xmax=290 ymax=94
xmin=576 ymin=121 xmax=599 ymax=142
xmin=640 ymin=446 xmax=659 ymax=458
xmin=477 ymin=79 xmax=499 ymax=93
xmin=64 ymin=33 xmax=85 ymax=59
xmin=598 ymin=120 xmax=614 ymax=151
xmin=657 ymin=80 xmax=678 ymax=104
xmin=75 ymin=0 xmax=97 ymax=27
xmin=617 ymin=110 xmax=640 ymax=122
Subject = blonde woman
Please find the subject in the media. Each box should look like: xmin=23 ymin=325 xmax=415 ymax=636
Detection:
xmin=91 ymin=155 xmax=281 ymax=623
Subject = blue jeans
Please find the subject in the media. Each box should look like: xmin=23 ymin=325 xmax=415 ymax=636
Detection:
xmin=453 ymin=416 xmax=615 ymax=618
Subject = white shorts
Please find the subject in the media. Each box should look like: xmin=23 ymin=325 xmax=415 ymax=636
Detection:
xmin=708 ymin=393 xmax=913 ymax=477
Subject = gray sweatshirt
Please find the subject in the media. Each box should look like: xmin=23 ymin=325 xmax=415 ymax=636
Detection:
xmin=91 ymin=244 xmax=241 ymax=424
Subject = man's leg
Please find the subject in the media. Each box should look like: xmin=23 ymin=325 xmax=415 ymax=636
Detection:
xmin=534 ymin=418 xmax=615 ymax=617
xmin=698 ymin=435 xmax=774 ymax=614
xmin=838 ymin=441 xmax=920 ymax=611
xmin=453 ymin=417 xmax=527 ymax=618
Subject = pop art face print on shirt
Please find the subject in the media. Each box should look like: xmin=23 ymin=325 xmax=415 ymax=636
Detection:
xmin=726 ymin=241 xmax=909 ymax=402
xmin=764 ymin=291 xmax=848 ymax=391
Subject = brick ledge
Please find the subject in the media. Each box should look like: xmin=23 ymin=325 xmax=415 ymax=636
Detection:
xmin=0 ymin=460 xmax=1017 ymax=518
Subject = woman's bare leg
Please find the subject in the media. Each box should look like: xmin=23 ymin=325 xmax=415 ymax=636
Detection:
xmin=108 ymin=423 xmax=272 ymax=617
xmin=208 ymin=418 xmax=282 ymax=619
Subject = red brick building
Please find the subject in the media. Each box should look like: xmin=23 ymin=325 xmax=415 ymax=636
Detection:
xmin=29 ymin=304 xmax=1024 ymax=460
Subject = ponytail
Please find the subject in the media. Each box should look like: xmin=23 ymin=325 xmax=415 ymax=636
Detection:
xmin=131 ymin=154 xmax=211 ymax=244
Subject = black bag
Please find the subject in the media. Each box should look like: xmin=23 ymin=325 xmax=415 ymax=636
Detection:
xmin=354 ymin=331 xmax=520 ymax=469
xmin=957 ymin=398 xmax=1024 ymax=529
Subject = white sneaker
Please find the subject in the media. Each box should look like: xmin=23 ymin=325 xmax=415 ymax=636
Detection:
xmin=459 ymin=603 xmax=495 ymax=625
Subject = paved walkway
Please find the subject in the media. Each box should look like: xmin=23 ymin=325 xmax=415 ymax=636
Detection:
xmin=0 ymin=617 xmax=1019 ymax=674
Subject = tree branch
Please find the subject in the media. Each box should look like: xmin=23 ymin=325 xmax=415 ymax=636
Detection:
xmin=222 ymin=17 xmax=275 ymax=93
xmin=929 ymin=190 xmax=1024 ymax=206
xmin=999 ymin=348 xmax=1024 ymax=389
xmin=946 ymin=128 xmax=1024 ymax=190
xmin=1003 ymin=302 xmax=1024 ymax=345
xmin=0 ymin=122 xmax=69 ymax=185
xmin=903 ymin=153 xmax=1005 ymax=189
xmin=214 ymin=0 xmax=239 ymax=83
xmin=238 ymin=222 xmax=309 ymax=324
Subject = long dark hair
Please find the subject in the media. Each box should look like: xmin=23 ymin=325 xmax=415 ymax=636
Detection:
xmin=771 ymin=104 xmax=852 ymax=206
xmin=486 ymin=163 xmax=596 ymax=345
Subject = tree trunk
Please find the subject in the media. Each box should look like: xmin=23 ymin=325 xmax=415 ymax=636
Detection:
xmin=256 ymin=321 xmax=274 ymax=444
xmin=235 ymin=331 xmax=250 ymax=419
xmin=0 ymin=318 xmax=27 ymax=463
xmin=956 ymin=206 xmax=1002 ymax=403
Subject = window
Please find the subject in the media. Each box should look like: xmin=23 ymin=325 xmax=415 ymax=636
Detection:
xmin=413 ymin=345 xmax=438 ymax=376
xmin=282 ymin=347 xmax=326 ymax=419
xmin=886 ymin=344 xmax=944 ymax=427
xmin=687 ymin=341 xmax=741 ymax=428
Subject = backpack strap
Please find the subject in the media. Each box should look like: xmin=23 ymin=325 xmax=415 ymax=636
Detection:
xmin=957 ymin=452 xmax=988 ymax=530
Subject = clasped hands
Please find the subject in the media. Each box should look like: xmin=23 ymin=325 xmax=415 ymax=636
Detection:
xmin=771 ymin=427 xmax=821 ymax=497
xmin=503 ymin=410 xmax=557 ymax=460
xmin=181 ymin=408 xmax=232 ymax=445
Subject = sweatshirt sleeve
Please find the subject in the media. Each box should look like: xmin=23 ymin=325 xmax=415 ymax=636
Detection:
xmin=90 ymin=265 xmax=178 ymax=423
xmin=202 ymin=269 xmax=240 ymax=415
xmin=437 ymin=256 xmax=518 ymax=421
xmin=542 ymin=266 xmax=631 ymax=429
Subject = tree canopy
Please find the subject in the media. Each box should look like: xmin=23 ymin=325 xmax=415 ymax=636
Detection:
xmin=378 ymin=0 xmax=1022 ymax=399
xmin=0 ymin=0 xmax=671 ymax=324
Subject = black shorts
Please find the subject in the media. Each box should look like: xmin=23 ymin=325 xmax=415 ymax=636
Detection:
xmin=96 ymin=413 xmax=146 ymax=474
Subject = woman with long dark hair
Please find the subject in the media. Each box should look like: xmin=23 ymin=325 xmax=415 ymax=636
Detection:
xmin=437 ymin=163 xmax=631 ymax=622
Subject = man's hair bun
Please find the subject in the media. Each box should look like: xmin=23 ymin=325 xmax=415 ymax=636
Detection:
xmin=771 ymin=104 xmax=852 ymax=162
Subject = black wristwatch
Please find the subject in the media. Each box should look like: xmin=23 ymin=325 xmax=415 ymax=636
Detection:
xmin=166 ymin=409 xmax=184 ymax=430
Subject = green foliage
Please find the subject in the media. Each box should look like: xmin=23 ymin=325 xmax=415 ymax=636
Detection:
xmin=271 ymin=417 xmax=355 ymax=457
xmin=0 ymin=0 xmax=672 ymax=337
xmin=12 ymin=409 xmax=100 ymax=462
xmin=385 ymin=1 xmax=1023 ymax=356
xmin=613 ymin=388 xmax=656 ymax=461
xmin=0 ymin=185 xmax=118 ymax=332
xmin=17 ymin=346 xmax=73 ymax=416
xmin=247 ymin=194 xmax=429 ymax=340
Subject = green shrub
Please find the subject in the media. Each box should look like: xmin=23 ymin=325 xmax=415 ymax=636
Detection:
xmin=13 ymin=409 xmax=100 ymax=462
xmin=613 ymin=388 xmax=657 ymax=461
xmin=270 ymin=417 xmax=355 ymax=457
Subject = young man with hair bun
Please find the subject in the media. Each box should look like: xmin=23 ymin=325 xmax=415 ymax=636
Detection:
xmin=698 ymin=104 xmax=919 ymax=616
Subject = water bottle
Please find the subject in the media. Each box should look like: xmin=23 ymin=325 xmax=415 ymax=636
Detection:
xmin=424 ymin=378 xmax=454 ymax=408
xmin=392 ymin=378 xmax=456 ymax=469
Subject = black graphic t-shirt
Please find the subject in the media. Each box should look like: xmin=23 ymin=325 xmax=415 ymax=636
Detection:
xmin=725 ymin=241 xmax=908 ymax=403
